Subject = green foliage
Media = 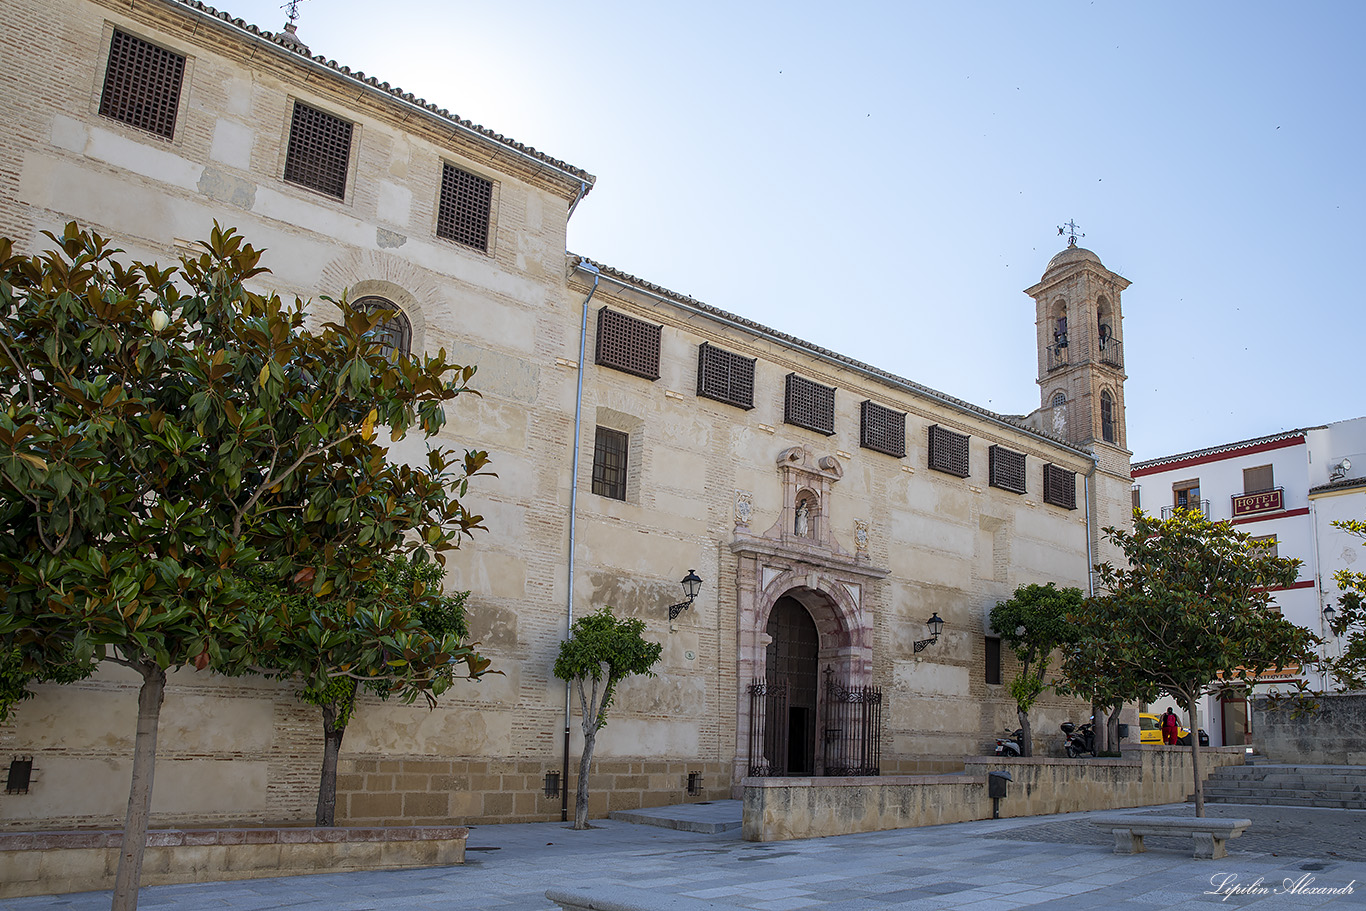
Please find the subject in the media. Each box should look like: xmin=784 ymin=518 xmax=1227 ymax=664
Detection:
xmin=1323 ymin=518 xmax=1366 ymax=690
xmin=1091 ymin=509 xmax=1318 ymax=706
xmin=554 ymin=607 xmax=662 ymax=731
xmin=990 ymin=582 xmax=1084 ymax=713
xmin=0 ymin=221 xmax=491 ymax=699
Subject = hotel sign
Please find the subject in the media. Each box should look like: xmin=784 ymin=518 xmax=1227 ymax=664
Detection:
xmin=1232 ymin=488 xmax=1283 ymax=517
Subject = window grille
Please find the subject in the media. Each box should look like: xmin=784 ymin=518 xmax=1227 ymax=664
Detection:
xmin=283 ymin=102 xmax=353 ymax=200
xmin=592 ymin=427 xmax=628 ymax=500
xmin=436 ymin=163 xmax=493 ymax=251
xmin=1043 ymin=463 xmax=1077 ymax=510
xmin=859 ymin=400 xmax=905 ymax=458
xmin=784 ymin=374 xmax=835 ymax=436
xmin=696 ymin=343 xmax=755 ymax=410
xmin=1100 ymin=391 xmax=1116 ymax=444
xmin=99 ymin=30 xmax=185 ymax=139
xmin=988 ymin=445 xmax=1027 ymax=494
xmin=356 ymin=296 xmax=411 ymax=359
xmin=928 ymin=425 xmax=970 ymax=477
xmin=5 ymin=757 xmax=32 ymax=794
xmin=595 ymin=308 xmax=661 ymax=380
xmin=1132 ymin=486 xmax=1141 ymax=511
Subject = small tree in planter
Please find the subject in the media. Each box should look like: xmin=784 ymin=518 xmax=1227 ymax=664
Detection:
xmin=553 ymin=607 xmax=662 ymax=830
xmin=989 ymin=582 xmax=1082 ymax=756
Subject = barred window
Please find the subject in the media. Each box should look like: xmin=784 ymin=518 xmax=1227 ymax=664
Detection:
xmin=283 ymin=102 xmax=353 ymax=200
xmin=985 ymin=637 xmax=1002 ymax=686
xmin=356 ymin=296 xmax=411 ymax=359
xmin=697 ymin=343 xmax=755 ymax=410
xmin=437 ymin=163 xmax=493 ymax=251
xmin=860 ymin=400 xmax=905 ymax=458
xmin=784 ymin=374 xmax=835 ymax=436
xmin=1043 ymin=463 xmax=1078 ymax=510
xmin=928 ymin=425 xmax=970 ymax=477
xmin=988 ymin=445 xmax=1026 ymax=494
xmin=595 ymin=308 xmax=661 ymax=380
xmin=99 ymin=30 xmax=185 ymax=139
xmin=592 ymin=426 xmax=629 ymax=501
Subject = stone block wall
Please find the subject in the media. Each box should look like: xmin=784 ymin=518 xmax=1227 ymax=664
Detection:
xmin=1252 ymin=693 xmax=1366 ymax=765
xmin=335 ymin=758 xmax=733 ymax=826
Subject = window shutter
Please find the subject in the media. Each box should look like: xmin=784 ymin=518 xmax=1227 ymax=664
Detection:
xmin=928 ymin=425 xmax=970 ymax=477
xmin=283 ymin=102 xmax=354 ymax=200
xmin=1043 ymin=463 xmax=1078 ymax=510
xmin=859 ymin=401 xmax=906 ymax=458
xmin=595 ymin=308 xmax=661 ymax=380
xmin=696 ymin=343 xmax=756 ymax=410
xmin=1243 ymin=465 xmax=1274 ymax=494
xmin=99 ymin=30 xmax=185 ymax=139
xmin=784 ymin=374 xmax=836 ymax=435
xmin=437 ymin=163 xmax=493 ymax=251
xmin=988 ymin=445 xmax=1027 ymax=494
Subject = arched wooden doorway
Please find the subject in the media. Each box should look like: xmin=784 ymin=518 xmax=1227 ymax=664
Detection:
xmin=765 ymin=596 xmax=820 ymax=775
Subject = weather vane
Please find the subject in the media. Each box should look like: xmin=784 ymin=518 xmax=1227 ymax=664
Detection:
xmin=1057 ymin=220 xmax=1085 ymax=248
xmin=282 ymin=0 xmax=307 ymax=25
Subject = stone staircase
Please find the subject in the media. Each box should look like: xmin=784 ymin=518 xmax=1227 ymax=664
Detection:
xmin=1194 ymin=763 xmax=1366 ymax=809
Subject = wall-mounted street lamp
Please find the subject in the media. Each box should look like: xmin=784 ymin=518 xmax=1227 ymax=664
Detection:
xmin=1323 ymin=603 xmax=1337 ymax=630
xmin=668 ymin=570 xmax=703 ymax=623
xmin=913 ymin=612 xmax=945 ymax=654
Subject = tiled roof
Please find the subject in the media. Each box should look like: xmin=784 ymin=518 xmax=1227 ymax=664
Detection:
xmin=165 ymin=0 xmax=595 ymax=187
xmin=1133 ymin=429 xmax=1315 ymax=472
xmin=573 ymin=256 xmax=1088 ymax=457
xmin=1309 ymin=476 xmax=1366 ymax=496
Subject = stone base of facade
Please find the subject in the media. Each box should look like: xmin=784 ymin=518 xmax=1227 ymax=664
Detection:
xmin=336 ymin=757 xmax=735 ymax=826
xmin=0 ymin=825 xmax=466 ymax=899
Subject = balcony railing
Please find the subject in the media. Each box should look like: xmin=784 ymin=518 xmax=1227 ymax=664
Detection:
xmin=1047 ymin=343 xmax=1069 ymax=371
xmin=1162 ymin=499 xmax=1210 ymax=520
xmin=1099 ymin=339 xmax=1123 ymax=368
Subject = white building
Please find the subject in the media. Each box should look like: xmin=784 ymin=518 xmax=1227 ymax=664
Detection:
xmin=1132 ymin=416 xmax=1366 ymax=747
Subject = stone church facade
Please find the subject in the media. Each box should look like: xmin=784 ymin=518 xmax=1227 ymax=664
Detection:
xmin=0 ymin=0 xmax=1133 ymax=829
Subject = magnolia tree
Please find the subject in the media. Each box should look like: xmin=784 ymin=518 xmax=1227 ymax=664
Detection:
xmin=1091 ymin=509 xmax=1317 ymax=815
xmin=1320 ymin=518 xmax=1366 ymax=690
xmin=1056 ymin=607 xmax=1158 ymax=756
xmin=553 ymin=607 xmax=662 ymax=830
xmin=989 ymin=582 xmax=1082 ymax=757
xmin=0 ymin=224 xmax=490 ymax=911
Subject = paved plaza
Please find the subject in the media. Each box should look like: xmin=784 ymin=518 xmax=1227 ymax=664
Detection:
xmin=2 ymin=802 xmax=1363 ymax=911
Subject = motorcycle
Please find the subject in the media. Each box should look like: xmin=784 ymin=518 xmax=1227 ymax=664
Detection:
xmin=1061 ymin=720 xmax=1094 ymax=758
xmin=993 ymin=728 xmax=1024 ymax=757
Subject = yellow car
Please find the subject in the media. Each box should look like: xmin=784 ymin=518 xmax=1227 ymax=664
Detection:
xmin=1139 ymin=712 xmax=1190 ymax=744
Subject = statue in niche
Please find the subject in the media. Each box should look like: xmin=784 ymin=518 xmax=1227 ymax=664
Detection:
xmin=795 ymin=500 xmax=809 ymax=537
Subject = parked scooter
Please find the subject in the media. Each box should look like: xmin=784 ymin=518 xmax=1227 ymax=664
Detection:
xmin=1060 ymin=720 xmax=1094 ymax=758
xmin=993 ymin=728 xmax=1025 ymax=757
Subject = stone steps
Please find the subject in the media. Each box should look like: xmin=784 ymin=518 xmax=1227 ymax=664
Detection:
xmin=1192 ymin=764 xmax=1366 ymax=809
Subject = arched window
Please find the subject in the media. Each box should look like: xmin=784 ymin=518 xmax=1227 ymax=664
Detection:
xmin=1100 ymin=390 xmax=1116 ymax=443
xmin=356 ymin=295 xmax=412 ymax=359
xmin=1052 ymin=392 xmax=1066 ymax=409
xmin=1097 ymin=296 xmax=1112 ymax=351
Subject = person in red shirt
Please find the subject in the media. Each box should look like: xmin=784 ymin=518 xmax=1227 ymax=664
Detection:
xmin=1161 ymin=707 xmax=1180 ymax=745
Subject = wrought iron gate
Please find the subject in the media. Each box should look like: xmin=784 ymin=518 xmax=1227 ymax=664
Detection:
xmin=748 ymin=671 xmax=883 ymax=777
xmin=819 ymin=667 xmax=883 ymax=776
xmin=747 ymin=679 xmax=788 ymax=776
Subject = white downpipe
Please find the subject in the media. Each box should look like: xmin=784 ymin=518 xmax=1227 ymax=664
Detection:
xmin=561 ymin=260 xmax=599 ymax=821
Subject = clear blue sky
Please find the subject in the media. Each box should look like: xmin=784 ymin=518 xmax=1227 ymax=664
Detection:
xmin=219 ymin=0 xmax=1365 ymax=459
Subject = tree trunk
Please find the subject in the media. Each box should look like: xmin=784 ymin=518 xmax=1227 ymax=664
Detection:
xmin=1091 ymin=699 xmax=1104 ymax=753
xmin=1184 ymin=691 xmax=1205 ymax=816
xmin=1016 ymin=705 xmax=1033 ymax=757
xmin=315 ymin=690 xmax=353 ymax=827
xmin=1106 ymin=704 xmax=1123 ymax=754
xmin=111 ymin=662 xmax=167 ymax=911
xmin=574 ymin=727 xmax=597 ymax=830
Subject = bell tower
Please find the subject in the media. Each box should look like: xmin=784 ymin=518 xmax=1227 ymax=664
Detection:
xmin=1024 ymin=236 xmax=1135 ymax=567
xmin=1024 ymin=243 xmax=1130 ymax=450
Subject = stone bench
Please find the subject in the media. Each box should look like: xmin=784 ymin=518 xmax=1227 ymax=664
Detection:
xmin=1089 ymin=815 xmax=1251 ymax=860
xmin=547 ymin=886 xmax=745 ymax=911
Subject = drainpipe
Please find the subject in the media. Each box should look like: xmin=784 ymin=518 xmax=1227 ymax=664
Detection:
xmin=1084 ymin=454 xmax=1098 ymax=597
xmin=1308 ymin=496 xmax=1328 ymax=689
xmin=567 ymin=181 xmax=589 ymax=220
xmin=562 ymin=259 xmax=599 ymax=821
